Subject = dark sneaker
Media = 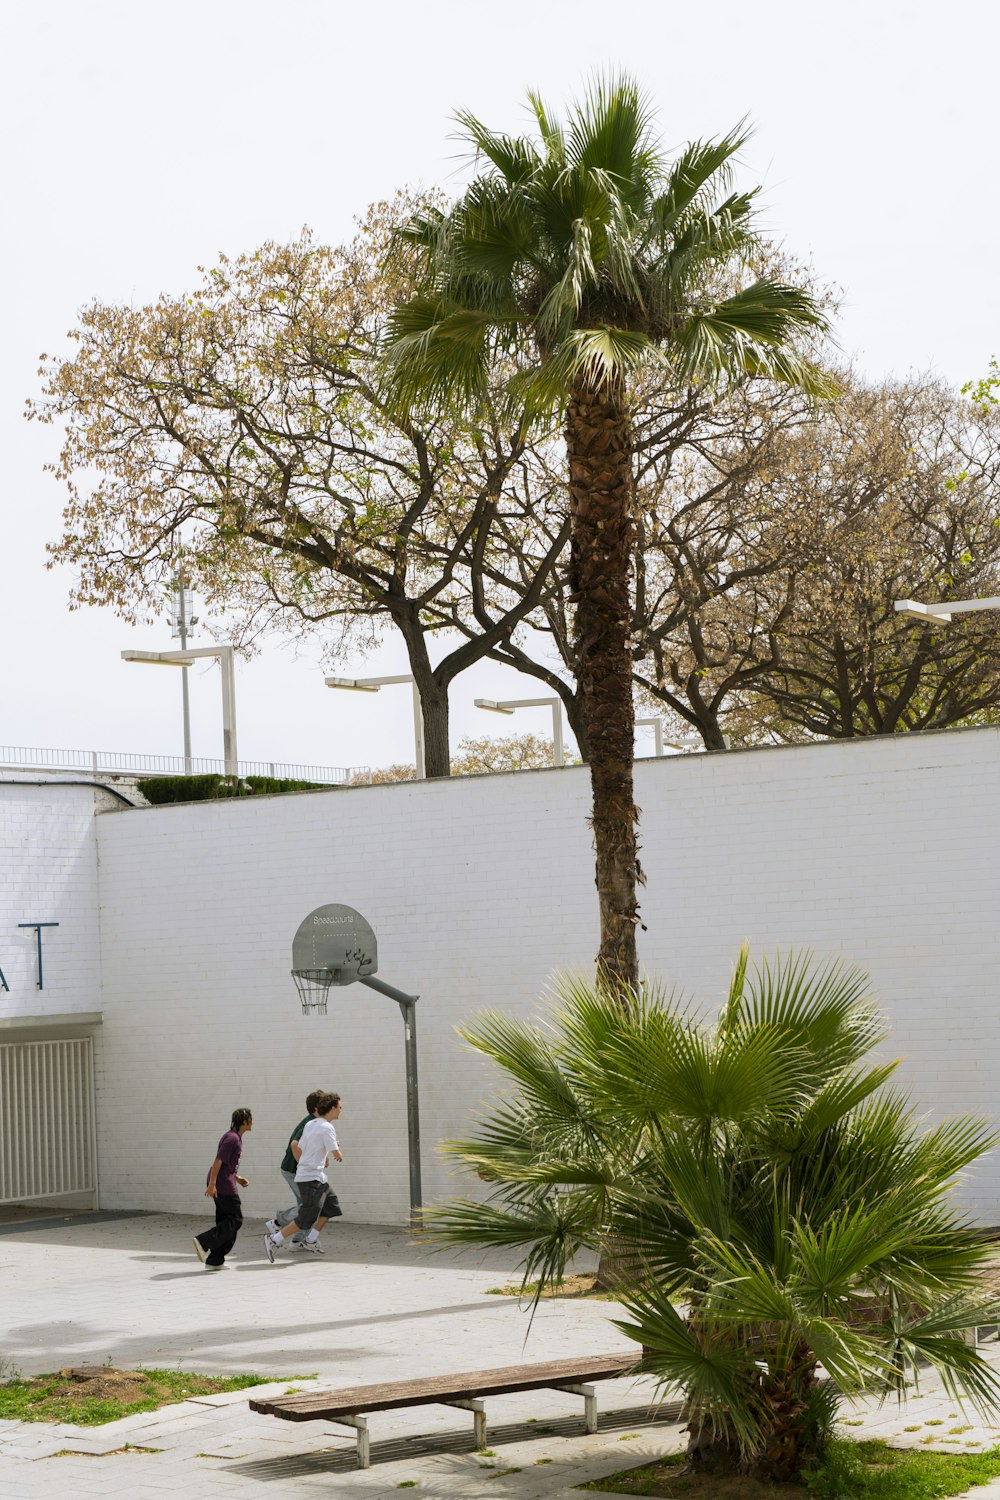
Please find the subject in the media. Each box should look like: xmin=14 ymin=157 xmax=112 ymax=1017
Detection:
xmin=263 ymin=1233 xmax=278 ymax=1263
xmin=193 ymin=1238 xmax=208 ymax=1264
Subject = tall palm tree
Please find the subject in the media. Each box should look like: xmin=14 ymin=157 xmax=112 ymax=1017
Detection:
xmin=425 ymin=951 xmax=1000 ymax=1481
xmin=383 ymin=77 xmax=830 ymax=994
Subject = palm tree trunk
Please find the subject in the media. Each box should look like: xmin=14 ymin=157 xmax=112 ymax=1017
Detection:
xmin=565 ymin=376 xmax=640 ymax=996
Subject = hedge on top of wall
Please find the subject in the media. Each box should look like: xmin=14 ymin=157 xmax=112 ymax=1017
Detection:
xmin=136 ymin=774 xmax=327 ymax=805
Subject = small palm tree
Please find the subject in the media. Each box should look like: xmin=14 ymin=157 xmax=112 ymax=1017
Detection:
xmin=426 ymin=951 xmax=1000 ymax=1483
xmin=384 ymin=78 xmax=830 ymax=993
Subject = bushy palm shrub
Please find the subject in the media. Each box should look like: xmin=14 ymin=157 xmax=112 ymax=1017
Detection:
xmin=427 ymin=950 xmax=1000 ymax=1482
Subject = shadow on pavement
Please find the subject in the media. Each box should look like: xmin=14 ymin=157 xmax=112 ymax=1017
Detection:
xmin=0 ymin=1212 xmax=550 ymax=1276
xmin=225 ymin=1402 xmax=684 ymax=1478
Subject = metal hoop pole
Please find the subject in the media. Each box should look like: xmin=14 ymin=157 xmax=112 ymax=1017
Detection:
xmin=359 ymin=973 xmax=422 ymax=1225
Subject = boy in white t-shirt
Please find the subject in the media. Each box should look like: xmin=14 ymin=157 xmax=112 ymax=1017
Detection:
xmin=264 ymin=1092 xmax=342 ymax=1261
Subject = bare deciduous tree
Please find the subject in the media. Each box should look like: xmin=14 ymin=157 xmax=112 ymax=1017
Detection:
xmin=32 ymin=200 xmax=568 ymax=777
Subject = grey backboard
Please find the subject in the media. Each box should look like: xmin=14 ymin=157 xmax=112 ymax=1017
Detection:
xmin=291 ymin=903 xmax=378 ymax=985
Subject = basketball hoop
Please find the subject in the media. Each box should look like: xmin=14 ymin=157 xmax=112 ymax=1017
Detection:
xmin=291 ymin=968 xmax=335 ymax=1015
xmin=288 ymin=901 xmax=422 ymax=1226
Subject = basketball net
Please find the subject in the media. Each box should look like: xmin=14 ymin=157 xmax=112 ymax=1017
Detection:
xmin=291 ymin=968 xmax=334 ymax=1015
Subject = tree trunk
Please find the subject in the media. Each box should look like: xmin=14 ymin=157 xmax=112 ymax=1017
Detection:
xmin=682 ymin=1352 xmax=825 ymax=1485
xmin=684 ymin=1414 xmax=742 ymax=1475
xmin=421 ymin=677 xmax=451 ymax=778
xmin=562 ymin=690 xmax=590 ymax=763
xmin=565 ymin=377 xmax=640 ymax=996
xmin=697 ymin=718 xmax=728 ymax=752
xmin=398 ymin=618 xmax=452 ymax=778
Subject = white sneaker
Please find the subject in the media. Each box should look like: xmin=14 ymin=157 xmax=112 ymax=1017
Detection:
xmin=263 ymin=1232 xmax=278 ymax=1263
xmin=265 ymin=1219 xmax=279 ymax=1236
xmin=193 ymin=1238 xmax=208 ymax=1264
xmin=299 ymin=1239 xmax=325 ymax=1256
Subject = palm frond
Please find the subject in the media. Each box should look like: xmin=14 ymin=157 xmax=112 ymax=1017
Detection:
xmin=614 ymin=1287 xmax=763 ymax=1451
xmin=566 ymin=74 xmax=661 ymax=190
xmin=457 ymin=1009 xmax=589 ymax=1124
xmin=421 ymin=1192 xmax=594 ymax=1294
xmin=525 ymin=89 xmax=565 ymax=164
xmin=649 ymin=124 xmax=750 ymax=241
xmin=792 ymin=1059 xmax=901 ymax=1142
xmin=717 ymin=941 xmax=750 ymax=1034
xmin=536 ymin=216 xmax=598 ymax=336
xmin=737 ymin=951 xmax=885 ymax=1068
xmin=380 ymin=295 xmax=515 ymax=410
xmin=454 ymin=109 xmax=540 ymax=185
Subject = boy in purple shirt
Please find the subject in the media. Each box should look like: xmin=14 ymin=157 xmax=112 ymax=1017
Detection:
xmin=194 ymin=1107 xmax=252 ymax=1269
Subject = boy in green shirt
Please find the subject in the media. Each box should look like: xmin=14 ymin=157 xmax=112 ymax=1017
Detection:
xmin=266 ymin=1089 xmax=327 ymax=1248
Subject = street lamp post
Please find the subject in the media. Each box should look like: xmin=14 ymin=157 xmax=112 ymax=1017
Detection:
xmin=474 ymin=697 xmax=566 ymax=766
xmin=122 ymin=645 xmax=239 ymax=776
xmin=635 ymin=716 xmax=665 ymax=757
xmin=325 ymin=675 xmax=425 ymax=779
xmin=169 ymin=577 xmax=199 ymax=773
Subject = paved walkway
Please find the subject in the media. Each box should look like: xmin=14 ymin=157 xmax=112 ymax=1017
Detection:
xmin=1 ymin=1211 xmax=1000 ymax=1498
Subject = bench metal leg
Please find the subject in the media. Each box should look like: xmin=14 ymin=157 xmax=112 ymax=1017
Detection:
xmin=330 ymin=1413 xmax=370 ymax=1468
xmin=446 ymin=1397 xmax=487 ymax=1449
xmin=554 ymin=1381 xmax=597 ymax=1434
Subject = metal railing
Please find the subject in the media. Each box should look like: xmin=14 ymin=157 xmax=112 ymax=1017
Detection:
xmin=0 ymin=744 xmax=365 ymax=785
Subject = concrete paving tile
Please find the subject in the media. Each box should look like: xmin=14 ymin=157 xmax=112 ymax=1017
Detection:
xmin=5 ymin=1213 xmax=1000 ymax=1497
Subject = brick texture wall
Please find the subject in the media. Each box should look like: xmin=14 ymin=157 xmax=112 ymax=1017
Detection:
xmin=86 ymin=727 xmax=1000 ymax=1226
xmin=0 ymin=782 xmax=103 ymax=1015
xmin=1 ymin=738 xmax=994 ymax=1225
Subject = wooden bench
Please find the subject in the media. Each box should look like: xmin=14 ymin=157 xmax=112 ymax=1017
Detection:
xmin=250 ymin=1353 xmax=635 ymax=1468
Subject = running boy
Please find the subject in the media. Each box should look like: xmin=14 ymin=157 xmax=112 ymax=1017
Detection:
xmin=266 ymin=1088 xmax=322 ymax=1244
xmin=264 ymin=1092 xmax=342 ymax=1260
xmin=194 ymin=1107 xmax=252 ymax=1269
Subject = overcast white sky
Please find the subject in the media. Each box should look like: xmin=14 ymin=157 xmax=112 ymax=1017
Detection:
xmin=1 ymin=0 xmax=997 ymax=775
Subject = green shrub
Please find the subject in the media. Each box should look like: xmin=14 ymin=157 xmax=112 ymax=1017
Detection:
xmin=137 ymin=775 xmax=326 ymax=805
xmin=428 ymin=950 xmax=1000 ymax=1483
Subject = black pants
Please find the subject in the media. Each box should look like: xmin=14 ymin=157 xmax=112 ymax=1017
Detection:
xmin=197 ymin=1193 xmax=243 ymax=1265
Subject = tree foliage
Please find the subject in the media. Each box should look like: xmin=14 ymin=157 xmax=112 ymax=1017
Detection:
xmin=349 ymin=732 xmax=562 ymax=783
xmin=723 ymin=377 xmax=1000 ymax=740
xmin=451 ymin=731 xmax=559 ymax=774
xmin=32 ymin=198 xmax=567 ymax=777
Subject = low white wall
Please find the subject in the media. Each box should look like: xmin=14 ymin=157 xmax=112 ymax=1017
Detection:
xmin=90 ymin=727 xmax=1000 ymax=1225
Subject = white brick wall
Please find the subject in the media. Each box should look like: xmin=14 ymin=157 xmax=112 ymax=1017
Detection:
xmin=0 ymin=782 xmax=103 ymax=1015
xmin=89 ymin=727 xmax=1000 ymax=1226
xmin=5 ymin=730 xmax=999 ymax=1226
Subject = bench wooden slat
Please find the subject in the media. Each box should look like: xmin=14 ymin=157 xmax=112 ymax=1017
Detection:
xmin=250 ymin=1353 xmax=633 ymax=1421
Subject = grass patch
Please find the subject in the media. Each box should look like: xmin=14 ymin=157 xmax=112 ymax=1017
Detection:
xmin=0 ymin=1367 xmax=265 ymax=1426
xmin=579 ymin=1438 xmax=1000 ymax=1497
